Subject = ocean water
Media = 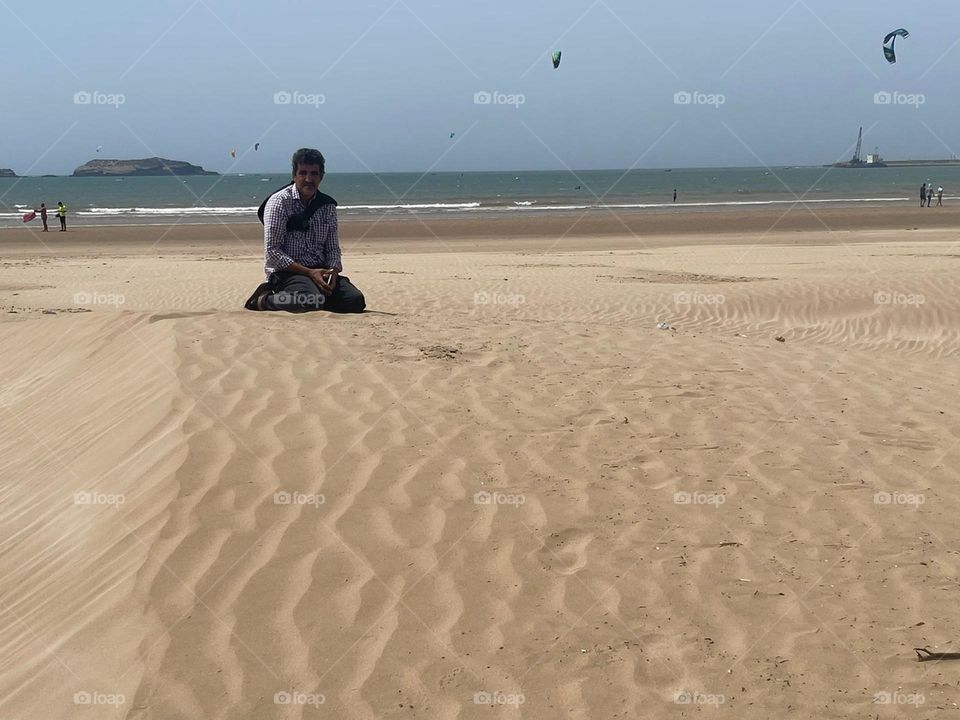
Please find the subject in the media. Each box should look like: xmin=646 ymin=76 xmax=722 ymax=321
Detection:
xmin=1 ymin=166 xmax=958 ymax=228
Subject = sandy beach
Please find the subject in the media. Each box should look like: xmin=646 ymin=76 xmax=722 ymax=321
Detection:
xmin=2 ymin=208 xmax=959 ymax=718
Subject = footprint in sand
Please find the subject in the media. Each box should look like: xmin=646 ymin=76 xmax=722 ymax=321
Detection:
xmin=538 ymin=529 xmax=592 ymax=575
xmin=438 ymin=666 xmax=464 ymax=689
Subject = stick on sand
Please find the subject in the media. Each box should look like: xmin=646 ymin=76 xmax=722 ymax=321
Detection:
xmin=914 ymin=647 xmax=960 ymax=662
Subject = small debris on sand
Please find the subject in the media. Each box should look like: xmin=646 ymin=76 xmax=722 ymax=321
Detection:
xmin=420 ymin=345 xmax=461 ymax=360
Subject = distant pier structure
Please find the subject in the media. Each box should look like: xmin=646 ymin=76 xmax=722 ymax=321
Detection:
xmin=831 ymin=127 xmax=960 ymax=168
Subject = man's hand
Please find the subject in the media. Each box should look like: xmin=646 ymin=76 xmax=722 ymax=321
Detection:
xmin=308 ymin=268 xmax=338 ymax=295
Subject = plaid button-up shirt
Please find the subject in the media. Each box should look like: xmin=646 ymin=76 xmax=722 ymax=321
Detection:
xmin=263 ymin=185 xmax=342 ymax=276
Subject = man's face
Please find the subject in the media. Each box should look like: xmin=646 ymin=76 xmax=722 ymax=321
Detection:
xmin=293 ymin=163 xmax=323 ymax=202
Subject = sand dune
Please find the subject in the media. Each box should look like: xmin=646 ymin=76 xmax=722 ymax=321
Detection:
xmin=2 ymin=221 xmax=959 ymax=718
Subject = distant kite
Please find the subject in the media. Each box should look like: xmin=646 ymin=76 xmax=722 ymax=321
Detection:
xmin=230 ymin=148 xmax=237 ymax=158
xmin=883 ymin=28 xmax=909 ymax=64
xmin=254 ymin=143 xmax=260 ymax=151
xmin=96 ymin=145 xmax=102 ymax=153
xmin=449 ymin=132 xmax=455 ymax=139
xmin=552 ymin=50 xmax=562 ymax=69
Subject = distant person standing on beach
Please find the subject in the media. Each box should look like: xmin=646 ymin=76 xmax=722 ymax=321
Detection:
xmin=937 ymin=187 xmax=944 ymax=206
xmin=56 ymin=201 xmax=67 ymax=231
xmin=673 ymin=188 xmax=677 ymax=203
xmin=927 ymin=184 xmax=934 ymax=209
xmin=920 ymin=184 xmax=927 ymax=207
xmin=34 ymin=203 xmax=48 ymax=231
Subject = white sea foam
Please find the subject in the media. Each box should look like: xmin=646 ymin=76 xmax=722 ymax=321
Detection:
xmin=508 ymin=197 xmax=912 ymax=211
xmin=2 ymin=196 xmax=943 ymax=226
xmin=70 ymin=202 xmax=481 ymax=217
xmin=77 ymin=206 xmax=260 ymax=217
xmin=338 ymin=202 xmax=481 ymax=210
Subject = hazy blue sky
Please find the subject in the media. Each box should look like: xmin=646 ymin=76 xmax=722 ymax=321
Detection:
xmin=1 ymin=0 xmax=958 ymax=174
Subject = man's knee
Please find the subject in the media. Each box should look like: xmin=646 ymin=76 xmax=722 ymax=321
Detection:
xmin=331 ymin=278 xmax=365 ymax=313
xmin=338 ymin=291 xmax=365 ymax=313
xmin=336 ymin=285 xmax=365 ymax=313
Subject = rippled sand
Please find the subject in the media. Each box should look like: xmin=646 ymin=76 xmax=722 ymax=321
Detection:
xmin=2 ymin=212 xmax=958 ymax=718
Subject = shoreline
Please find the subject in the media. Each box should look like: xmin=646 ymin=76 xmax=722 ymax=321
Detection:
xmin=0 ymin=196 xmax=952 ymax=228
xmin=2 ymin=205 xmax=959 ymax=257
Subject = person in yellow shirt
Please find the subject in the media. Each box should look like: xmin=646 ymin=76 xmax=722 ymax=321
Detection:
xmin=57 ymin=201 xmax=67 ymax=231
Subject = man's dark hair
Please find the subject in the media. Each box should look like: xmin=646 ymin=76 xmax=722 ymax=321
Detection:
xmin=291 ymin=148 xmax=325 ymax=176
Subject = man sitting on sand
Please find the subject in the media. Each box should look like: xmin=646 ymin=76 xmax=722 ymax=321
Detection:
xmin=245 ymin=148 xmax=365 ymax=313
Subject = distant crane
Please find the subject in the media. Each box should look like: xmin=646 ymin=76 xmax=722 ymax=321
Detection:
xmin=833 ymin=126 xmax=867 ymax=168
xmin=851 ymin=126 xmax=863 ymax=165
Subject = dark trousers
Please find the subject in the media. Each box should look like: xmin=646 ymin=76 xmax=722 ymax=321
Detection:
xmin=264 ymin=272 xmax=365 ymax=313
xmin=59 ymin=215 xmax=66 ymax=230
xmin=41 ymin=217 xmax=48 ymax=231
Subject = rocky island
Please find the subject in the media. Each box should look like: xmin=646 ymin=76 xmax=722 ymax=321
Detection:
xmin=0 ymin=169 xmax=16 ymax=178
xmin=72 ymin=157 xmax=217 ymax=177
